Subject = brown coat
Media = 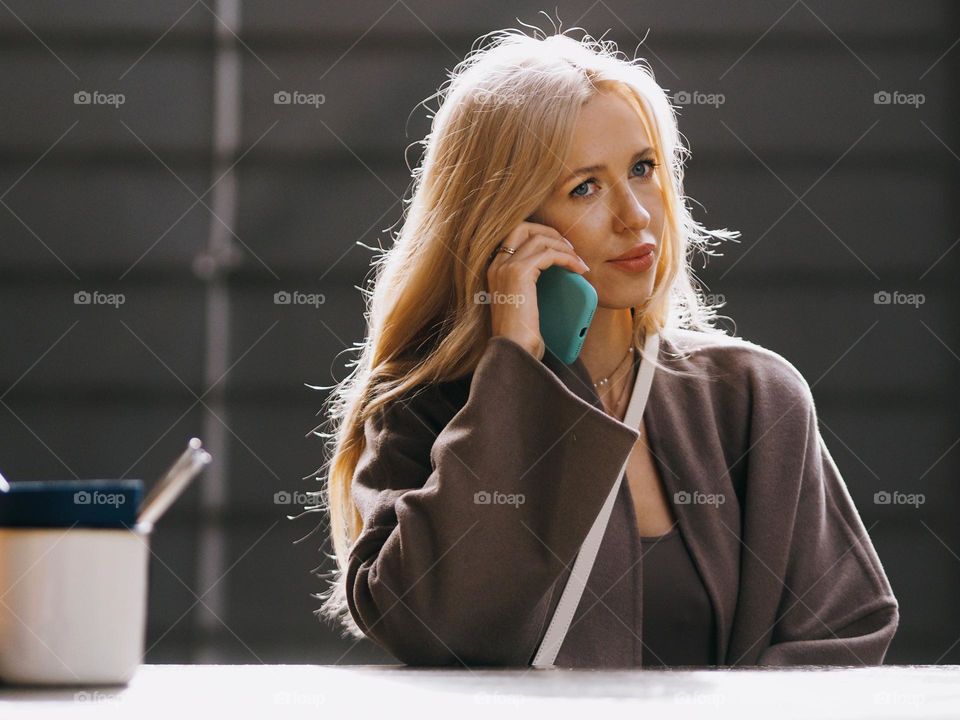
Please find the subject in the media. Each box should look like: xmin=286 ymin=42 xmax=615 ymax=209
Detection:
xmin=346 ymin=328 xmax=900 ymax=667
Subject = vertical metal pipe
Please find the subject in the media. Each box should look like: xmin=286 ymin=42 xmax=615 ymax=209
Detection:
xmin=193 ymin=0 xmax=243 ymax=661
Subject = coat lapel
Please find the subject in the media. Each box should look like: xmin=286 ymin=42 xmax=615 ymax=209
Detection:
xmin=541 ymin=347 xmax=604 ymax=409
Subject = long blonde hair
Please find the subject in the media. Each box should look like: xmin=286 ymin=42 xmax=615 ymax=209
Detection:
xmin=308 ymin=26 xmax=740 ymax=640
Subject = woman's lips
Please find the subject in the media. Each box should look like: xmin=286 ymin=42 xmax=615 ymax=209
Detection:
xmin=607 ymin=247 xmax=655 ymax=272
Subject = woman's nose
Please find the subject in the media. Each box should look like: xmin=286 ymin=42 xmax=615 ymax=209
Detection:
xmin=611 ymin=183 xmax=651 ymax=232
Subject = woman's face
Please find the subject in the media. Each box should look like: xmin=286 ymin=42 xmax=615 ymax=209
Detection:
xmin=529 ymin=89 xmax=665 ymax=310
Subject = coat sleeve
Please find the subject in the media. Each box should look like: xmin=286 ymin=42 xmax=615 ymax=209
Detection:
xmin=345 ymin=336 xmax=640 ymax=666
xmin=748 ymin=357 xmax=900 ymax=666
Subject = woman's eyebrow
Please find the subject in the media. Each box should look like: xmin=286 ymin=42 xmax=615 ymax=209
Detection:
xmin=558 ymin=147 xmax=655 ymax=187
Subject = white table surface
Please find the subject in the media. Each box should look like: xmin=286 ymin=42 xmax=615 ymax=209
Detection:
xmin=1 ymin=664 xmax=958 ymax=719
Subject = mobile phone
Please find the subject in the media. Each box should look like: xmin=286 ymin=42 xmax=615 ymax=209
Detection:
xmin=536 ymin=264 xmax=598 ymax=365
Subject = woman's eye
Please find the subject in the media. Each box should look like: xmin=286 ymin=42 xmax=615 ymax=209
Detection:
xmin=570 ymin=181 xmax=592 ymax=198
xmin=633 ymin=160 xmax=657 ymax=178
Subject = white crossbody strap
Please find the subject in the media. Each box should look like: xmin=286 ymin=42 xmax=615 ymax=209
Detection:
xmin=531 ymin=331 xmax=660 ymax=668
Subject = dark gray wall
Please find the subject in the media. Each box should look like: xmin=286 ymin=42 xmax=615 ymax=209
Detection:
xmin=0 ymin=1 xmax=956 ymax=665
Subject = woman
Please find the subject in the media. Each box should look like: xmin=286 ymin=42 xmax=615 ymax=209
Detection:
xmin=311 ymin=27 xmax=899 ymax=668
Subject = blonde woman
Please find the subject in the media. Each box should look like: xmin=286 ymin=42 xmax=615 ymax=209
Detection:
xmin=311 ymin=27 xmax=899 ymax=668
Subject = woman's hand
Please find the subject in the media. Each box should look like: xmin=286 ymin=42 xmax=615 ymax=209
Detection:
xmin=485 ymin=221 xmax=589 ymax=361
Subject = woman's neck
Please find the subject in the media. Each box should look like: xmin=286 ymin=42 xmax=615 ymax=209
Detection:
xmin=579 ymin=307 xmax=635 ymax=389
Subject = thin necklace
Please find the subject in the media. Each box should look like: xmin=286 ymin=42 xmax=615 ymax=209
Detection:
xmin=601 ymin=360 xmax=636 ymax=419
xmin=592 ymin=344 xmax=634 ymax=390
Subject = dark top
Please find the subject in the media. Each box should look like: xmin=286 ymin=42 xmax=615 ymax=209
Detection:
xmin=639 ymin=525 xmax=717 ymax=667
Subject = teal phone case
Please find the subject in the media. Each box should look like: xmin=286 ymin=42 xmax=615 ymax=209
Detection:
xmin=536 ymin=265 xmax=598 ymax=365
